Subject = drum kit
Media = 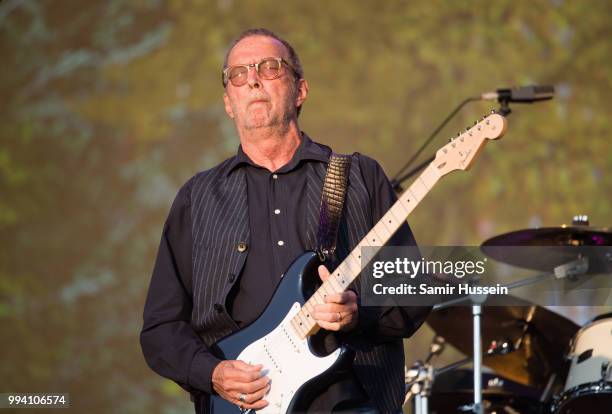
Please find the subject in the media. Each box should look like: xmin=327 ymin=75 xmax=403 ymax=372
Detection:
xmin=405 ymin=216 xmax=612 ymax=413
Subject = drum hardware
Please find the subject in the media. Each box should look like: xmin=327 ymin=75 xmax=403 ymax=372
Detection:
xmin=426 ymin=368 xmax=544 ymax=414
xmin=421 ymin=220 xmax=610 ymax=412
xmin=553 ymin=256 xmax=589 ymax=280
xmin=405 ymin=335 xmax=447 ymax=413
xmin=539 ymin=373 xmax=557 ymax=404
xmin=602 ymin=361 xmax=611 ymax=381
xmin=405 ymin=360 xmax=435 ymax=414
xmin=404 ymin=334 xmax=535 ymax=413
xmin=486 ymin=338 xmax=515 ymax=355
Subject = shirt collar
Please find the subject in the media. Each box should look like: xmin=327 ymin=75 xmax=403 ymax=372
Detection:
xmin=226 ymin=132 xmax=330 ymax=176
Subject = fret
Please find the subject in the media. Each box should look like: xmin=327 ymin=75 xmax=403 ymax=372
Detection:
xmin=334 ymin=260 xmax=351 ymax=279
xmin=389 ymin=202 xmax=407 ymax=225
xmin=350 ymin=248 xmax=362 ymax=265
xmin=419 ymin=165 xmax=440 ymax=190
xmin=309 ymin=291 xmax=321 ymax=305
xmin=343 ymin=253 xmax=362 ymax=278
xmin=294 ymin=312 xmax=309 ymax=333
xmin=292 ymin=312 xmax=308 ymax=337
xmin=380 ymin=211 xmax=398 ymax=237
xmin=327 ymin=273 xmax=343 ymax=293
xmin=409 ymin=179 xmax=428 ymax=202
xmin=335 ymin=273 xmax=349 ymax=289
xmin=398 ymin=192 xmax=414 ymax=214
xmin=372 ymin=222 xmax=392 ymax=243
xmin=364 ymin=227 xmax=379 ymax=246
xmin=290 ymin=317 xmax=306 ymax=337
xmin=320 ymin=282 xmax=333 ymax=300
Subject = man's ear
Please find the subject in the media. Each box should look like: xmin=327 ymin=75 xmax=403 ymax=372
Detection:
xmin=295 ymin=79 xmax=309 ymax=108
xmin=223 ymin=92 xmax=235 ymax=119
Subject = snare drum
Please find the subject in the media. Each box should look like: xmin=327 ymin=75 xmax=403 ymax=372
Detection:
xmin=552 ymin=314 xmax=612 ymax=413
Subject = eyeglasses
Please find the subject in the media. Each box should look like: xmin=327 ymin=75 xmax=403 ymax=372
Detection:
xmin=222 ymin=57 xmax=297 ymax=87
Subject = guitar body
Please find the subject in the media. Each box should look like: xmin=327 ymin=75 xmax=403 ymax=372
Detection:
xmin=210 ymin=251 xmax=349 ymax=414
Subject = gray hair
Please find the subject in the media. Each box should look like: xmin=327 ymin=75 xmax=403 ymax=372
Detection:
xmin=222 ymin=28 xmax=304 ymax=86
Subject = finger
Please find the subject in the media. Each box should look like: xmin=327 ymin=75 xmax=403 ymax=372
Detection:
xmin=240 ymin=376 xmax=271 ymax=394
xmin=315 ymin=303 xmax=353 ymax=316
xmin=318 ymin=265 xmax=330 ymax=282
xmin=313 ymin=309 xmax=339 ymax=322
xmin=225 ymin=369 xmax=264 ymax=384
xmin=233 ymin=393 xmax=269 ymax=411
xmin=226 ymin=362 xmax=265 ymax=383
xmin=243 ymin=383 xmax=271 ymax=404
xmin=233 ymin=360 xmax=263 ymax=372
xmin=317 ymin=319 xmax=342 ymax=331
xmin=226 ymin=374 xmax=270 ymax=393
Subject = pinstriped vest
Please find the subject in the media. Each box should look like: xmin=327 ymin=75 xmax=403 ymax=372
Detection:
xmin=189 ymin=154 xmax=405 ymax=413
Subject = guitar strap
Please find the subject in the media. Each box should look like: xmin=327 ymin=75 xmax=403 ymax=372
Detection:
xmin=316 ymin=153 xmax=352 ymax=263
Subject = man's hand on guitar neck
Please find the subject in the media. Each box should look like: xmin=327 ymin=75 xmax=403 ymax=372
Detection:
xmin=313 ymin=265 xmax=359 ymax=332
xmin=211 ymin=360 xmax=270 ymax=410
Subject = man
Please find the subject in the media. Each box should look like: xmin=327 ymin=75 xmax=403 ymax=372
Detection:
xmin=141 ymin=28 xmax=430 ymax=413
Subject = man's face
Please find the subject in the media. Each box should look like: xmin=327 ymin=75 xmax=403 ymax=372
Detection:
xmin=223 ymin=36 xmax=307 ymax=131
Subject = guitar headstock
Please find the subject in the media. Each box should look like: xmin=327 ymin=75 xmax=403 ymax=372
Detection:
xmin=433 ymin=111 xmax=507 ymax=177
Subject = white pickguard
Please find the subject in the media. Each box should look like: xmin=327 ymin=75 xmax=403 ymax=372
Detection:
xmin=237 ymin=302 xmax=342 ymax=413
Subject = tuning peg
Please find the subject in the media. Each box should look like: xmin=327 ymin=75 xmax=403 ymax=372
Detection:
xmin=490 ymin=109 xmax=496 ymax=114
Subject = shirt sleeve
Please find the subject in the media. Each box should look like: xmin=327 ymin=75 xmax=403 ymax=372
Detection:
xmin=140 ymin=179 xmax=221 ymax=395
xmin=352 ymin=153 xmax=431 ymax=341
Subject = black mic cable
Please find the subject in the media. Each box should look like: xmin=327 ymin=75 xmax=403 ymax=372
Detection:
xmin=389 ymin=85 xmax=555 ymax=192
xmin=390 ymin=96 xmax=480 ymax=192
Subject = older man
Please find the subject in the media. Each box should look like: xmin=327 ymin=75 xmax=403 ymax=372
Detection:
xmin=141 ymin=28 xmax=429 ymax=413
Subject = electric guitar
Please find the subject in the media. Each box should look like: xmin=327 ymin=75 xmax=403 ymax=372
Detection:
xmin=210 ymin=112 xmax=508 ymax=413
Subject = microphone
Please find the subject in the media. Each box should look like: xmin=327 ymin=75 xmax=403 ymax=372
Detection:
xmin=480 ymin=85 xmax=554 ymax=103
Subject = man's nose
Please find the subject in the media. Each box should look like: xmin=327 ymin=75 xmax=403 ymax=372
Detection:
xmin=246 ymin=66 xmax=261 ymax=88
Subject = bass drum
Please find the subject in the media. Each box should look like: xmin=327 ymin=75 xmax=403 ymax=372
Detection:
xmin=429 ymin=369 xmax=543 ymax=414
xmin=552 ymin=313 xmax=612 ymax=413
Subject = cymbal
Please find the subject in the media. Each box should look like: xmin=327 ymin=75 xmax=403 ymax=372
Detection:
xmin=481 ymin=226 xmax=612 ymax=273
xmin=427 ymin=298 xmax=579 ymax=388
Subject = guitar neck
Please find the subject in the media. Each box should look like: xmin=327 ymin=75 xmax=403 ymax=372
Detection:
xmin=291 ymin=163 xmax=442 ymax=338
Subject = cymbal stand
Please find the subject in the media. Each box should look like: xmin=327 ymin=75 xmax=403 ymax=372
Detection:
xmin=433 ymin=258 xmax=590 ymax=414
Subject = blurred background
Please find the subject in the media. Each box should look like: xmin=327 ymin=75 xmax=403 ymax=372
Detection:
xmin=1 ymin=0 xmax=610 ymax=413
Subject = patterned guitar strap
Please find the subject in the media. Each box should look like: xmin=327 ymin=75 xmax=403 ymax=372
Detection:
xmin=316 ymin=153 xmax=352 ymax=263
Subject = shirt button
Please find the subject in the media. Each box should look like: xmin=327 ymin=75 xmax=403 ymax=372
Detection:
xmin=272 ymin=174 xmax=278 ymax=179
xmin=213 ymin=303 xmax=224 ymax=313
xmin=277 ymin=240 xmax=284 ymax=246
xmin=237 ymin=242 xmax=248 ymax=252
xmin=274 ymin=209 xmax=280 ymax=215
xmin=228 ymin=273 xmax=236 ymax=283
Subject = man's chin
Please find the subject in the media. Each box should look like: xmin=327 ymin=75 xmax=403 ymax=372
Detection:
xmin=243 ymin=116 xmax=277 ymax=130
